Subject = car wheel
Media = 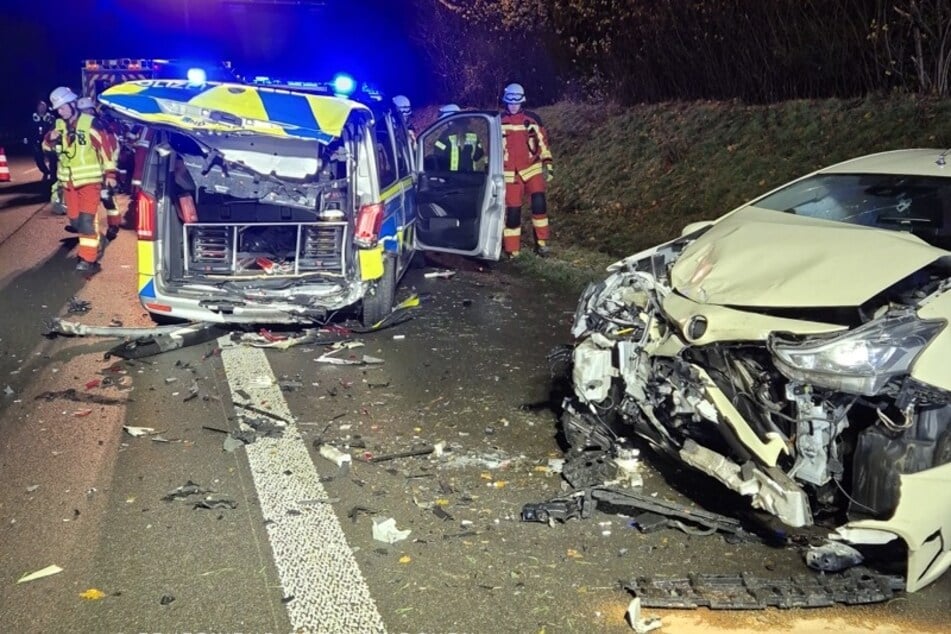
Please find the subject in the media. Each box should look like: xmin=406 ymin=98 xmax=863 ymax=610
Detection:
xmin=361 ymin=256 xmax=396 ymax=328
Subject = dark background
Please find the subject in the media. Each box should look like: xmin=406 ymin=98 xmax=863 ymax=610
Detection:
xmin=0 ymin=0 xmax=426 ymax=139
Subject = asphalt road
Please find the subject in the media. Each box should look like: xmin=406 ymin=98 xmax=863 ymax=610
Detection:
xmin=0 ymin=163 xmax=948 ymax=633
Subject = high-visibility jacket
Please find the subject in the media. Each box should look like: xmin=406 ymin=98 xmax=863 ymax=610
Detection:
xmin=434 ymin=131 xmax=485 ymax=172
xmin=43 ymin=114 xmax=117 ymax=187
xmin=501 ymin=110 xmax=552 ymax=180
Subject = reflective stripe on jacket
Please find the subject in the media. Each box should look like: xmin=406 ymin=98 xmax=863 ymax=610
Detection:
xmin=43 ymin=114 xmax=118 ymax=187
xmin=501 ymin=110 xmax=552 ymax=173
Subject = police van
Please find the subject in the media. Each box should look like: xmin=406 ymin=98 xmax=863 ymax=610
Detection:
xmin=99 ymin=75 xmax=504 ymax=326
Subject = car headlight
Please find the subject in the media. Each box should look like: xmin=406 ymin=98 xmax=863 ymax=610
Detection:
xmin=769 ymin=311 xmax=944 ymax=396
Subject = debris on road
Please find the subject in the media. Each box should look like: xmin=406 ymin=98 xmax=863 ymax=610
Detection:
xmin=160 ymin=594 xmax=175 ymax=606
xmin=36 ymin=389 xmax=123 ymax=406
xmin=26 ymin=485 xmax=39 ymax=493
xmin=79 ymin=588 xmax=106 ymax=601
xmin=66 ymin=298 xmax=92 ymax=315
xmin=123 ymin=426 xmax=157 ymax=438
xmin=43 ymin=318 xmax=226 ymax=360
xmin=3 ymin=385 xmax=13 ymax=397
xmin=73 ymin=408 xmax=94 ymax=418
xmin=626 ymin=567 xmax=905 ymax=609
xmin=806 ymin=542 xmax=865 ymax=572
xmin=319 ymin=444 xmax=353 ymax=467
xmin=162 ymin=481 xmax=211 ymax=501
xmin=424 ymin=270 xmax=456 ymax=279
xmin=521 ymin=495 xmax=593 ymax=524
xmin=372 ymin=517 xmax=411 ymax=544
xmin=627 ymin=597 xmax=662 ymax=633
xmin=17 ymin=565 xmax=63 ymax=584
xmin=193 ymin=497 xmax=238 ymax=510
xmin=359 ymin=444 xmax=438 ymax=463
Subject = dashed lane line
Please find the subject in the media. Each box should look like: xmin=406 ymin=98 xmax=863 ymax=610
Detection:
xmin=219 ymin=338 xmax=386 ymax=633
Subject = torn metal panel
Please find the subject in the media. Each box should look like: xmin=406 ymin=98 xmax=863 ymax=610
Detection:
xmin=627 ymin=567 xmax=905 ymax=609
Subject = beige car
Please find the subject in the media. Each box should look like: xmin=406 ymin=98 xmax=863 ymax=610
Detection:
xmin=564 ymin=149 xmax=951 ymax=591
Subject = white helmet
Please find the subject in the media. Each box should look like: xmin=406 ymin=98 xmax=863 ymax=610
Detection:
xmin=50 ymin=87 xmax=79 ymax=110
xmin=77 ymin=97 xmax=96 ymax=112
xmin=438 ymin=104 xmax=461 ymax=118
xmin=502 ymin=83 xmax=526 ymax=105
xmin=392 ymin=94 xmax=412 ymax=117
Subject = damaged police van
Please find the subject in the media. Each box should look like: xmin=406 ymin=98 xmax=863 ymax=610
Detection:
xmin=98 ymin=79 xmax=504 ymax=326
xmin=559 ymin=150 xmax=951 ymax=592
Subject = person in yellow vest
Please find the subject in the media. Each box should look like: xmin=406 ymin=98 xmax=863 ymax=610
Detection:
xmin=43 ymin=87 xmax=118 ymax=271
xmin=432 ymin=105 xmax=485 ymax=173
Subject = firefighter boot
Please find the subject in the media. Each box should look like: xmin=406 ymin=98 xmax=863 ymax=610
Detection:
xmin=106 ymin=226 xmax=119 ymax=241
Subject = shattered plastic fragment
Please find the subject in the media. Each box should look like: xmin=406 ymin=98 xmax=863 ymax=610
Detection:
xmin=79 ymin=588 xmax=106 ymax=601
xmin=424 ymin=270 xmax=455 ymax=279
xmin=73 ymin=409 xmax=93 ymax=418
xmin=372 ymin=517 xmax=411 ymax=544
xmin=319 ymin=444 xmax=353 ymax=467
xmin=17 ymin=565 xmax=63 ymax=584
xmin=806 ymin=541 xmax=865 ymax=572
xmin=627 ymin=598 xmax=662 ymax=633
xmin=26 ymin=485 xmax=39 ymax=493
xmin=123 ymin=426 xmax=156 ymax=438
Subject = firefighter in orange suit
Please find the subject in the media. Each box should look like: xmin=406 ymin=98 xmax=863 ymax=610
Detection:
xmin=500 ymin=83 xmax=553 ymax=257
xmin=43 ymin=87 xmax=118 ymax=271
xmin=78 ymin=96 xmax=122 ymax=240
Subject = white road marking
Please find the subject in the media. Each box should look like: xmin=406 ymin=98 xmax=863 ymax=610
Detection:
xmin=219 ymin=338 xmax=386 ymax=633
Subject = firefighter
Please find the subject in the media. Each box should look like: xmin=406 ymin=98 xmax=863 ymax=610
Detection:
xmin=393 ymin=95 xmax=416 ymax=149
xmin=43 ymin=87 xmax=118 ymax=271
xmin=500 ymin=83 xmax=553 ymax=257
xmin=29 ymin=100 xmax=56 ymax=181
xmin=432 ymin=110 xmax=485 ymax=173
xmin=78 ymin=96 xmax=121 ymax=240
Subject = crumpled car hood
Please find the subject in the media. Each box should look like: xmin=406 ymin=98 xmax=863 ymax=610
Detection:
xmin=671 ymin=208 xmax=949 ymax=308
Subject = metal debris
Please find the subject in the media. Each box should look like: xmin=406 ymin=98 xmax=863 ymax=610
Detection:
xmin=193 ymin=497 xmax=238 ymax=510
xmin=35 ymin=389 xmax=123 ymax=406
xmin=627 ymin=567 xmax=904 ymax=609
xmin=360 ymin=445 xmax=437 ymax=463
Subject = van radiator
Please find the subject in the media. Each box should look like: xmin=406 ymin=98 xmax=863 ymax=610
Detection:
xmin=300 ymin=225 xmax=345 ymax=272
xmin=183 ymin=222 xmax=346 ymax=275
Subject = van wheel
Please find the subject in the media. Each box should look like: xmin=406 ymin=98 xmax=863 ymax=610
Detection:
xmin=361 ymin=257 xmax=395 ymax=328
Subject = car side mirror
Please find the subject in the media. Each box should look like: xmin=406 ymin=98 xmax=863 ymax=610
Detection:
xmin=681 ymin=220 xmax=713 ymax=237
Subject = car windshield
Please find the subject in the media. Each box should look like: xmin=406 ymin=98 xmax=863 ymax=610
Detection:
xmin=753 ymin=173 xmax=951 ymax=249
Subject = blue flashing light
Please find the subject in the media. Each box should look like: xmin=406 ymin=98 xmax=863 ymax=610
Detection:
xmin=332 ymin=73 xmax=356 ymax=96
xmin=187 ymin=67 xmax=207 ymax=85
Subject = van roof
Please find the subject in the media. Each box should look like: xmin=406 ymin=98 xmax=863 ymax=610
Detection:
xmin=99 ymin=80 xmax=372 ymax=142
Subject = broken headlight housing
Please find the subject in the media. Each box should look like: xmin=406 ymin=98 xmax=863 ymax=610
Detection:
xmin=769 ymin=311 xmax=944 ymax=397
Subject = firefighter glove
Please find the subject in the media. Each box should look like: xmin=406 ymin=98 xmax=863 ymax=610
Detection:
xmin=543 ymin=163 xmax=554 ymax=183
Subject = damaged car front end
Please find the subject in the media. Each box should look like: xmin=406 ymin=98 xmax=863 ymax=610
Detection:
xmin=562 ymin=150 xmax=951 ymax=591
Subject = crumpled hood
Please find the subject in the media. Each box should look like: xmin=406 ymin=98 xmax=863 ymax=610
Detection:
xmin=671 ymin=208 xmax=949 ymax=308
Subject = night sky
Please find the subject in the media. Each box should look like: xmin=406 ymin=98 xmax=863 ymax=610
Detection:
xmin=0 ymin=0 xmax=427 ymax=130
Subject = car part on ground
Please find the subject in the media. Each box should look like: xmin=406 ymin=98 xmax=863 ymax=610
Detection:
xmin=627 ymin=567 xmax=905 ymax=609
xmin=561 ymin=151 xmax=951 ymax=592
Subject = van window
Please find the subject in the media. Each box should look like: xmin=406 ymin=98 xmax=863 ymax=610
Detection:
xmin=375 ymin=118 xmax=398 ymax=190
xmin=392 ymin=116 xmax=412 ymax=177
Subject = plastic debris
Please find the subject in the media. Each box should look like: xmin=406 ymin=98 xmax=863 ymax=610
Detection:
xmin=84 ymin=378 xmax=101 ymax=390
xmin=17 ymin=565 xmax=63 ymax=584
xmin=193 ymin=497 xmax=238 ymax=510
xmin=73 ymin=409 xmax=93 ymax=418
xmin=223 ymin=435 xmax=245 ymax=453
xmin=319 ymin=444 xmax=353 ymax=467
xmin=79 ymin=588 xmax=106 ymax=600
xmin=806 ymin=541 xmax=865 ymax=572
xmin=123 ymin=426 xmax=156 ymax=438
xmin=162 ymin=481 xmax=211 ymax=501
xmin=67 ymin=297 xmax=92 ymax=315
xmin=3 ymin=385 xmax=13 ymax=397
xmin=424 ymin=270 xmax=456 ymax=279
xmin=627 ymin=598 xmax=662 ymax=633
xmin=160 ymin=594 xmax=175 ymax=606
xmin=26 ymin=485 xmax=39 ymax=493
xmin=360 ymin=445 xmax=436 ymax=463
xmin=372 ymin=517 xmax=411 ymax=544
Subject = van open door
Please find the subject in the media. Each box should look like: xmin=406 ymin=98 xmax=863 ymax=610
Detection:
xmin=414 ymin=112 xmax=503 ymax=260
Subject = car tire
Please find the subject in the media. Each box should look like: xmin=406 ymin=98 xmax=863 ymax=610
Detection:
xmin=361 ymin=256 xmax=396 ymax=328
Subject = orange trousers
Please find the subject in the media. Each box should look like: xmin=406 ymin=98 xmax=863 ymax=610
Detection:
xmin=64 ymin=184 xmax=102 ymax=263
